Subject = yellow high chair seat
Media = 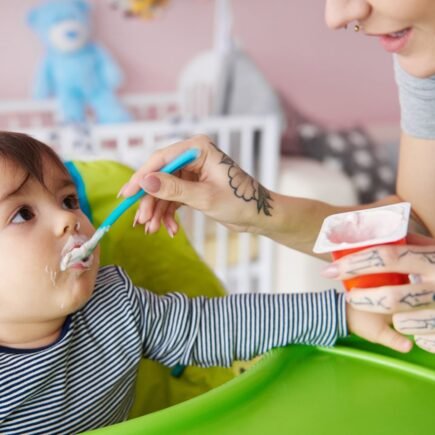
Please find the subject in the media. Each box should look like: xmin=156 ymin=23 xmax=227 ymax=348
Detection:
xmin=65 ymin=159 xmax=235 ymax=417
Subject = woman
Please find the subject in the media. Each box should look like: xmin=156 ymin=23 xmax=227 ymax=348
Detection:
xmin=119 ymin=0 xmax=435 ymax=353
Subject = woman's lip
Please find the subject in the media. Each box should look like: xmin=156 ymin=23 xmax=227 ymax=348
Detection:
xmin=377 ymin=28 xmax=412 ymax=53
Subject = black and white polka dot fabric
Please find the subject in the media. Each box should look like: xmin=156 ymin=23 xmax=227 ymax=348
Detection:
xmin=297 ymin=123 xmax=396 ymax=204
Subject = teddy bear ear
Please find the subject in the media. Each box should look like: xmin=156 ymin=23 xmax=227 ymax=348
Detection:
xmin=75 ymin=0 xmax=90 ymax=14
xmin=27 ymin=7 xmax=40 ymax=30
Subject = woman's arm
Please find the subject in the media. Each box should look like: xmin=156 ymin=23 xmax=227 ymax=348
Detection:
xmin=120 ymin=136 xmax=403 ymax=258
xmin=397 ymin=132 xmax=435 ymax=237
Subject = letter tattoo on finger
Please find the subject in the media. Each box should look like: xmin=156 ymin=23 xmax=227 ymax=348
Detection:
xmin=399 ymin=249 xmax=435 ymax=265
xmin=348 ymin=295 xmax=391 ymax=310
xmin=345 ymin=250 xmax=385 ymax=276
xmin=400 ymin=290 xmax=435 ymax=308
xmin=399 ymin=316 xmax=435 ymax=331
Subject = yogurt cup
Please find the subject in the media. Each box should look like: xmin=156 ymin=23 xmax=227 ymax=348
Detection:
xmin=313 ymin=203 xmax=411 ymax=291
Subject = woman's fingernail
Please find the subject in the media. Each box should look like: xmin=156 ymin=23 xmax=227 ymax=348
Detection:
xmin=170 ymin=222 xmax=178 ymax=236
xmin=321 ymin=264 xmax=339 ymax=278
xmin=117 ymin=184 xmax=127 ymax=198
xmin=141 ymin=175 xmax=160 ymax=193
xmin=132 ymin=210 xmax=139 ymax=228
xmin=144 ymin=221 xmax=150 ymax=234
xmin=167 ymin=227 xmax=174 ymax=238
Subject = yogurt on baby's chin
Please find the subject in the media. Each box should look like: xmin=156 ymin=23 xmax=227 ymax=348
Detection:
xmin=313 ymin=203 xmax=411 ymax=254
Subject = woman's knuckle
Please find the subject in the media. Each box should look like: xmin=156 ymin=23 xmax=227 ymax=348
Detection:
xmin=380 ymin=246 xmax=399 ymax=266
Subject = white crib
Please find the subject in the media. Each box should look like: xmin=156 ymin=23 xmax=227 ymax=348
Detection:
xmin=0 ymin=94 xmax=281 ymax=294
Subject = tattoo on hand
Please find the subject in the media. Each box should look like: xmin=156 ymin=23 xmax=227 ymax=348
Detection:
xmin=212 ymin=142 xmax=273 ymax=216
xmin=400 ymin=290 xmax=435 ymax=308
xmin=399 ymin=316 xmax=435 ymax=331
xmin=415 ymin=336 xmax=435 ymax=352
xmin=345 ymin=250 xmax=385 ymax=276
xmin=399 ymin=250 xmax=435 ymax=265
xmin=348 ymin=295 xmax=391 ymax=310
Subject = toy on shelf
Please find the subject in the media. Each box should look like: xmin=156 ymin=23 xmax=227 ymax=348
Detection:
xmin=28 ymin=0 xmax=132 ymax=124
xmin=109 ymin=0 xmax=170 ymax=19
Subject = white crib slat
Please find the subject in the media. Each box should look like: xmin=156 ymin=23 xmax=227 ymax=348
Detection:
xmin=240 ymin=126 xmax=254 ymax=174
xmin=237 ymin=232 xmax=251 ymax=293
xmin=217 ymin=127 xmax=231 ymax=154
xmin=257 ymin=235 xmax=275 ymax=294
xmin=143 ymin=131 xmax=156 ymax=158
xmin=192 ymin=211 xmax=205 ymax=254
xmin=117 ymin=134 xmax=129 ymax=161
xmin=215 ymin=223 xmax=229 ymax=285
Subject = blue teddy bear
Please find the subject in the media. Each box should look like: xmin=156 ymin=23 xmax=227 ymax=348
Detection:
xmin=28 ymin=0 xmax=131 ymax=124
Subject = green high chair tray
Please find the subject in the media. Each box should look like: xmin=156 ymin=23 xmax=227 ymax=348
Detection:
xmin=88 ymin=337 xmax=435 ymax=435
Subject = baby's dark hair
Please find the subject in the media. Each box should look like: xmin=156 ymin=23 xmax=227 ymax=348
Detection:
xmin=0 ymin=131 xmax=68 ymax=185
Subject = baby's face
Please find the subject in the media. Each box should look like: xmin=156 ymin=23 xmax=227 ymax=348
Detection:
xmin=0 ymin=159 xmax=99 ymax=324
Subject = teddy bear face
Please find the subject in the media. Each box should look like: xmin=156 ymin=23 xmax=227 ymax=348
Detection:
xmin=28 ymin=0 xmax=91 ymax=53
xmin=49 ymin=19 xmax=89 ymax=53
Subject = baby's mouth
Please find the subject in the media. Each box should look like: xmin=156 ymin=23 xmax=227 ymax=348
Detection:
xmin=60 ymin=235 xmax=93 ymax=271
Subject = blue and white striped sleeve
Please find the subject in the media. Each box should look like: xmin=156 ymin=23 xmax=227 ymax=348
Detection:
xmin=134 ymin=286 xmax=347 ymax=368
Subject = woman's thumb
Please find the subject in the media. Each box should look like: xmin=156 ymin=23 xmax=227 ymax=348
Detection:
xmin=140 ymin=173 xmax=194 ymax=205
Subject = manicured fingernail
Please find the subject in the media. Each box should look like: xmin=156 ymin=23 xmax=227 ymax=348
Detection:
xmin=170 ymin=222 xmax=178 ymax=236
xmin=167 ymin=227 xmax=174 ymax=238
xmin=133 ymin=210 xmax=139 ymax=228
xmin=321 ymin=264 xmax=339 ymax=278
xmin=141 ymin=175 xmax=160 ymax=193
xmin=144 ymin=221 xmax=150 ymax=234
xmin=117 ymin=183 xmax=128 ymax=198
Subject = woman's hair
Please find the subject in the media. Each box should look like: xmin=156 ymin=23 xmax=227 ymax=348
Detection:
xmin=0 ymin=131 xmax=68 ymax=185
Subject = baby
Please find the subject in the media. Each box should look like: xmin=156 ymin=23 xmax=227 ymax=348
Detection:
xmin=0 ymin=132 xmax=352 ymax=434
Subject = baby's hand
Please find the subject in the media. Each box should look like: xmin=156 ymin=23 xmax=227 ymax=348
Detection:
xmin=346 ymin=303 xmax=413 ymax=353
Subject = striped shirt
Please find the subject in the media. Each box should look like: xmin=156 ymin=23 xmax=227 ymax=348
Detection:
xmin=0 ymin=266 xmax=347 ymax=434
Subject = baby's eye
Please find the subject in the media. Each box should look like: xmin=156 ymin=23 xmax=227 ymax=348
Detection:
xmin=63 ymin=194 xmax=80 ymax=210
xmin=11 ymin=207 xmax=35 ymax=224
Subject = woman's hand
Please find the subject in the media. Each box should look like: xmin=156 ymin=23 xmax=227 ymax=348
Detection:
xmin=324 ymin=234 xmax=435 ymax=353
xmin=119 ymin=135 xmax=275 ymax=236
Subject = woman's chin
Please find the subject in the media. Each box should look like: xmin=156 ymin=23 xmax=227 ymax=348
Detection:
xmin=398 ymin=55 xmax=435 ymax=78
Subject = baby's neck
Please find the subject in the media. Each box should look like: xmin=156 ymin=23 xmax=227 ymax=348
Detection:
xmin=0 ymin=318 xmax=66 ymax=350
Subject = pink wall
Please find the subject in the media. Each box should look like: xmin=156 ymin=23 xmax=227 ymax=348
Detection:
xmin=0 ymin=0 xmax=399 ymax=128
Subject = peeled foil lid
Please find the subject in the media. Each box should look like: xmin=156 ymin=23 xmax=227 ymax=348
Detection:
xmin=313 ymin=202 xmax=411 ymax=254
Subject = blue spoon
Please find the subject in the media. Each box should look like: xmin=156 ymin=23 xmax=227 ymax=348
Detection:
xmin=60 ymin=148 xmax=199 ymax=271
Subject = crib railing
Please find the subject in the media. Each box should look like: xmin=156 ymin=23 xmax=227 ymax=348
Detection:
xmin=9 ymin=112 xmax=280 ymax=295
xmin=0 ymin=93 xmax=179 ymax=128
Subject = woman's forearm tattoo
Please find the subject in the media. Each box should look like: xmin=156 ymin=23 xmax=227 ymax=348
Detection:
xmin=212 ymin=142 xmax=273 ymax=216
